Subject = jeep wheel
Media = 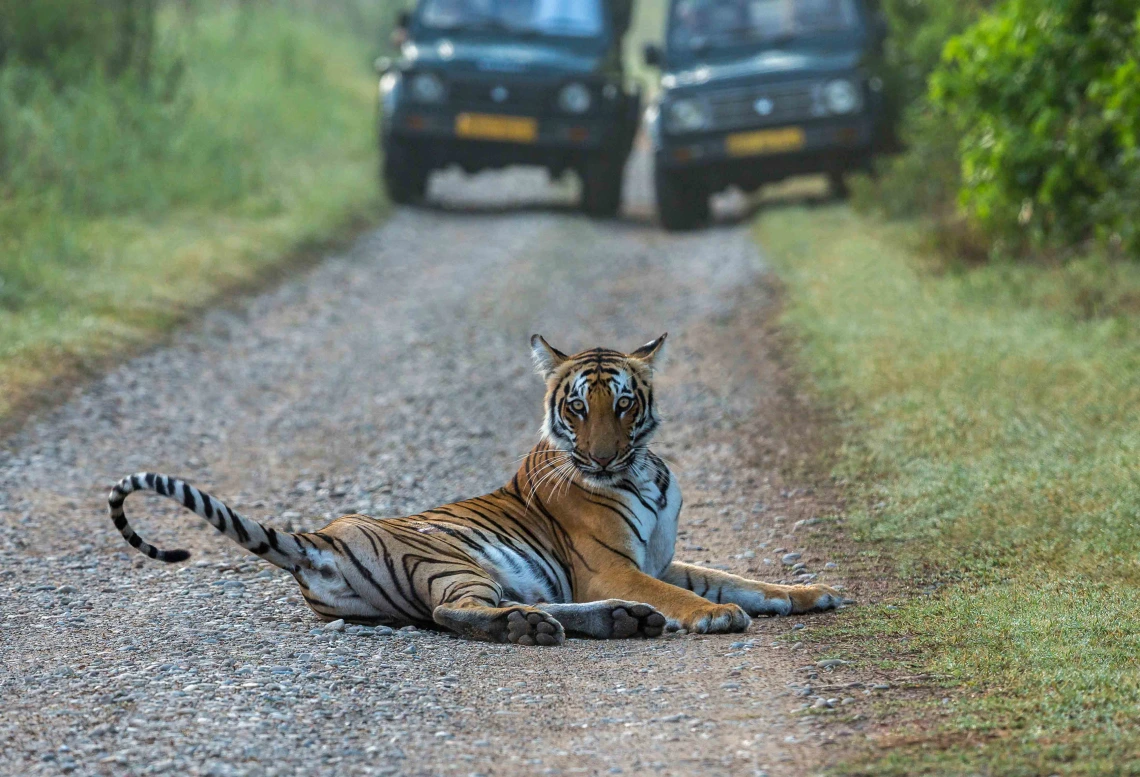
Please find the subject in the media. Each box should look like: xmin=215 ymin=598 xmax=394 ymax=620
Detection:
xmin=383 ymin=138 xmax=429 ymax=205
xmin=581 ymin=153 xmax=624 ymax=218
xmin=655 ymin=166 xmax=709 ymax=231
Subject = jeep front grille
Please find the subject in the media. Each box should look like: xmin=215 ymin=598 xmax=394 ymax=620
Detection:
xmin=707 ymin=81 xmax=827 ymax=130
xmin=448 ymin=79 xmax=553 ymax=112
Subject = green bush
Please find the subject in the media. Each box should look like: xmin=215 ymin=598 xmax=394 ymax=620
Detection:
xmin=932 ymin=0 xmax=1140 ymax=254
xmin=851 ymin=1 xmax=990 ymax=220
xmin=876 ymin=0 xmax=994 ymax=118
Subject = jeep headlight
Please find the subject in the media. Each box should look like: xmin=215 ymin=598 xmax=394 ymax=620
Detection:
xmin=824 ymin=79 xmax=860 ymax=114
xmin=558 ymin=82 xmax=592 ymax=114
xmin=409 ymin=72 xmax=445 ymax=104
xmin=666 ymin=98 xmax=709 ymax=133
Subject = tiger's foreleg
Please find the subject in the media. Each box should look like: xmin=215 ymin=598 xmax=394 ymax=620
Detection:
xmin=581 ymin=567 xmax=750 ymax=634
xmin=429 ymin=572 xmax=566 ymax=646
xmin=527 ymin=600 xmax=667 ymax=639
xmin=661 ymin=562 xmax=847 ymax=616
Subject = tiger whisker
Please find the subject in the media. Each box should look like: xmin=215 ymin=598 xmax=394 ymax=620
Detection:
xmin=523 ymin=456 xmax=575 ymax=513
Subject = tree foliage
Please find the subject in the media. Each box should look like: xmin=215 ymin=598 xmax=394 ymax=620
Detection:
xmin=931 ymin=0 xmax=1140 ymax=254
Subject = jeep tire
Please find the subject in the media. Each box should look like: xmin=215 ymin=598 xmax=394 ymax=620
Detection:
xmin=383 ymin=138 xmax=429 ymax=205
xmin=581 ymin=153 xmax=624 ymax=218
xmin=655 ymin=166 xmax=709 ymax=231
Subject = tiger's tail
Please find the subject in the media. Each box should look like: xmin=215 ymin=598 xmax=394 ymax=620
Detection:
xmin=108 ymin=472 xmax=303 ymax=570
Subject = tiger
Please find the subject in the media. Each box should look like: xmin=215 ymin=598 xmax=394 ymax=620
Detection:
xmin=108 ymin=334 xmax=846 ymax=645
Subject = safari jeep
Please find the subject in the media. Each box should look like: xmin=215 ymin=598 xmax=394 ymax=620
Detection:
xmin=377 ymin=0 xmax=640 ymax=217
xmin=645 ymin=0 xmax=888 ymax=230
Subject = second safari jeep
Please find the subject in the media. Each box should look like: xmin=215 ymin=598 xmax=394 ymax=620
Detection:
xmin=645 ymin=0 xmax=888 ymax=230
xmin=378 ymin=0 xmax=640 ymax=217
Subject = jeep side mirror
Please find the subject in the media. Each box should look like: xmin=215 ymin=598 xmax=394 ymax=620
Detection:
xmin=392 ymin=10 xmax=411 ymax=48
xmin=643 ymin=44 xmax=662 ymax=68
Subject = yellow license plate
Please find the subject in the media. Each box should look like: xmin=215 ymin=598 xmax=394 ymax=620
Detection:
xmin=726 ymin=127 xmax=806 ymax=157
xmin=455 ymin=113 xmax=538 ymax=143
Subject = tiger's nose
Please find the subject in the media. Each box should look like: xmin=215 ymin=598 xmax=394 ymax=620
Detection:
xmin=591 ymin=454 xmax=616 ymax=468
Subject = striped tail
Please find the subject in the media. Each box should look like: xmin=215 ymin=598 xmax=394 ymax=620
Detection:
xmin=108 ymin=472 xmax=302 ymax=569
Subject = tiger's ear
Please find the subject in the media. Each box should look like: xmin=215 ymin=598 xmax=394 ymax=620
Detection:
xmin=531 ymin=334 xmax=569 ymax=378
xmin=630 ymin=333 xmax=667 ymax=371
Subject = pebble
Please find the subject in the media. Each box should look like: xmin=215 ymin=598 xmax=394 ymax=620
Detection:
xmin=824 ymin=562 xmax=838 ymax=569
xmin=403 ymin=644 xmax=417 ymax=655
xmin=781 ymin=552 xmax=801 ymax=565
xmin=791 ymin=623 xmax=805 ymax=631
xmin=55 ymin=585 xmax=78 ymax=594
xmin=816 ymin=659 xmax=847 ymax=669
xmin=872 ymin=683 xmax=890 ymax=691
xmin=323 ymin=619 xmax=346 ymax=632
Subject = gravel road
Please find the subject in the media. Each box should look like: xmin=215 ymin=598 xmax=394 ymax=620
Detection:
xmin=0 ymin=153 xmax=858 ymax=777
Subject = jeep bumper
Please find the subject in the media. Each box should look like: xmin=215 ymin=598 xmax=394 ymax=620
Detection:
xmin=387 ymin=108 xmax=631 ymax=172
xmin=656 ymin=116 xmax=874 ymax=189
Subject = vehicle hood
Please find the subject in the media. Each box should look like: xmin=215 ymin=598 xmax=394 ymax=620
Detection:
xmin=663 ymin=46 xmax=863 ymax=91
xmin=404 ymin=38 xmax=603 ymax=77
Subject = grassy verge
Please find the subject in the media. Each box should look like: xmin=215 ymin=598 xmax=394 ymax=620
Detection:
xmin=0 ymin=3 xmax=389 ymax=425
xmin=754 ymin=201 xmax=1140 ymax=774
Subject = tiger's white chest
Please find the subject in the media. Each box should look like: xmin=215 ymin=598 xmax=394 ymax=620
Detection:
xmin=618 ymin=463 xmax=682 ymax=579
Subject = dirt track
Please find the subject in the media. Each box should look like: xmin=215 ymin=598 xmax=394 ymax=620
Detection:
xmin=0 ymin=153 xmax=863 ymax=776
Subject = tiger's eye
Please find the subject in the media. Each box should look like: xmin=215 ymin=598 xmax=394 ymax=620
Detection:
xmin=568 ymin=399 xmax=586 ymax=414
xmin=616 ymin=396 xmax=633 ymax=412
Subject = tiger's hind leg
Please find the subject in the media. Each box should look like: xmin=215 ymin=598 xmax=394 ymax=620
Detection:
xmin=430 ymin=574 xmax=566 ymax=646
xmin=529 ymin=600 xmax=667 ymax=639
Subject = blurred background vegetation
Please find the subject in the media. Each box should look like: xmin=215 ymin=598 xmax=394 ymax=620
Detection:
xmin=860 ymin=0 xmax=1140 ymax=264
xmin=0 ymin=0 xmax=399 ymax=420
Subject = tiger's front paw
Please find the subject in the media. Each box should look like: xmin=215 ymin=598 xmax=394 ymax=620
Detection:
xmin=607 ymin=601 xmax=668 ymax=639
xmin=788 ymin=584 xmax=849 ymax=614
xmin=506 ymin=608 xmax=566 ymax=647
xmin=682 ymin=603 xmax=750 ymax=634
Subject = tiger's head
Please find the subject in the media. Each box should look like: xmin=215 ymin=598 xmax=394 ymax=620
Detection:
xmin=531 ymin=333 xmax=667 ymax=488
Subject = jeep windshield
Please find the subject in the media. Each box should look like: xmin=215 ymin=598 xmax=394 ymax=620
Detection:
xmin=417 ymin=0 xmax=605 ymax=39
xmin=667 ymin=0 xmax=863 ymax=63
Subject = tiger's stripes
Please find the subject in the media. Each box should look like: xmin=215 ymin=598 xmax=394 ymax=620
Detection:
xmin=109 ymin=334 xmax=847 ymax=645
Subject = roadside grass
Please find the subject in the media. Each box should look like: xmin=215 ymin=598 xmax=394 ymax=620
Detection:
xmin=754 ymin=202 xmax=1140 ymax=774
xmin=0 ymin=3 xmax=387 ymax=425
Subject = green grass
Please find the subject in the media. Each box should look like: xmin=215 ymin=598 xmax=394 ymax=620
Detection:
xmin=754 ymin=203 xmax=1140 ymax=774
xmin=0 ymin=2 xmax=390 ymax=421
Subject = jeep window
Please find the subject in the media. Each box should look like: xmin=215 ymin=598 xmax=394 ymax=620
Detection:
xmin=419 ymin=0 xmax=604 ymax=38
xmin=669 ymin=0 xmax=860 ymax=56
